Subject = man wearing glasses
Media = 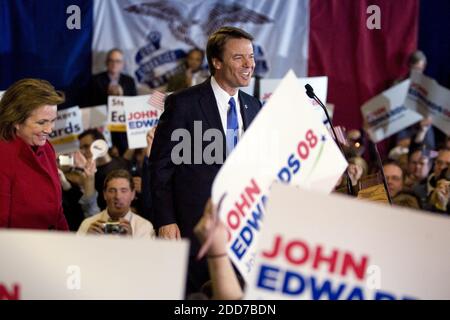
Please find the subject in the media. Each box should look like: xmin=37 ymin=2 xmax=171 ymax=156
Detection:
xmin=88 ymin=48 xmax=137 ymax=106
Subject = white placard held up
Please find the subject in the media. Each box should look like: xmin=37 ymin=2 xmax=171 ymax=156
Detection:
xmin=211 ymin=70 xmax=347 ymax=281
xmin=361 ymin=79 xmax=423 ymax=143
xmin=49 ymin=106 xmax=84 ymax=154
xmin=240 ymin=77 xmax=329 ymax=123
xmin=0 ymin=230 xmax=189 ymax=299
xmin=81 ymin=104 xmax=108 ymax=130
xmin=107 ymin=96 xmax=127 ymax=132
xmin=124 ymin=95 xmax=161 ymax=149
xmin=405 ymin=72 xmax=450 ymax=136
xmin=245 ymin=183 xmax=450 ymax=300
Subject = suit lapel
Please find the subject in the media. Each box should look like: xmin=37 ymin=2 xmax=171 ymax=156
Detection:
xmin=198 ymin=80 xmax=225 ymax=136
xmin=239 ymin=92 xmax=255 ymax=131
xmin=198 ymin=79 xmax=227 ymax=161
xmin=198 ymin=81 xmax=259 ymax=161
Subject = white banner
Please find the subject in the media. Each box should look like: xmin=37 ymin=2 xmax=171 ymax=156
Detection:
xmin=405 ymin=72 xmax=450 ymax=136
xmin=245 ymin=183 xmax=450 ymax=300
xmin=124 ymin=95 xmax=161 ymax=149
xmin=361 ymin=79 xmax=423 ymax=143
xmin=0 ymin=230 xmax=189 ymax=300
xmin=93 ymin=0 xmax=309 ymax=91
xmin=49 ymin=106 xmax=84 ymax=154
xmin=212 ymin=70 xmax=348 ymax=281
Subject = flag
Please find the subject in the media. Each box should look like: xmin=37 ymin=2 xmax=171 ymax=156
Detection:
xmin=333 ymin=126 xmax=348 ymax=146
xmin=148 ymin=91 xmax=166 ymax=111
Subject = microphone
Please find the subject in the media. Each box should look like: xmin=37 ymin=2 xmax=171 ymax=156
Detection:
xmin=305 ymin=84 xmax=315 ymax=99
xmin=305 ymin=84 xmax=354 ymax=195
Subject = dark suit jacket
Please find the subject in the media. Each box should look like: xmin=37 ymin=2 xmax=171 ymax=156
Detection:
xmin=87 ymin=71 xmax=137 ymax=106
xmin=149 ymin=79 xmax=261 ymax=254
xmin=0 ymin=137 xmax=69 ymax=230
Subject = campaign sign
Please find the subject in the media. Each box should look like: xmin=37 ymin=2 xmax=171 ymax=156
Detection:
xmin=81 ymin=104 xmax=108 ymax=130
xmin=49 ymin=106 xmax=83 ymax=154
xmin=212 ymin=70 xmax=347 ymax=281
xmin=245 ymin=183 xmax=450 ymax=300
xmin=107 ymin=96 xmax=128 ymax=132
xmin=405 ymin=72 xmax=450 ymax=136
xmin=0 ymin=230 xmax=189 ymax=299
xmin=361 ymin=79 xmax=423 ymax=143
xmin=240 ymin=77 xmax=328 ymax=123
xmin=124 ymin=95 xmax=161 ymax=149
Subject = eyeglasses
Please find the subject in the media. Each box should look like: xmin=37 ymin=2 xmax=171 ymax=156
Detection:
xmin=107 ymin=59 xmax=123 ymax=64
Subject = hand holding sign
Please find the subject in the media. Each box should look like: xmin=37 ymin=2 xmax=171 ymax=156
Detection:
xmin=196 ymin=194 xmax=227 ymax=260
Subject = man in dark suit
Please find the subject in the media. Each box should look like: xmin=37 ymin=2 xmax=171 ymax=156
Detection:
xmin=87 ymin=48 xmax=137 ymax=155
xmin=88 ymin=48 xmax=137 ymax=106
xmin=149 ymin=26 xmax=261 ymax=295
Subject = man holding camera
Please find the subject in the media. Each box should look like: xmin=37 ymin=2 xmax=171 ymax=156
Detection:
xmin=77 ymin=169 xmax=155 ymax=238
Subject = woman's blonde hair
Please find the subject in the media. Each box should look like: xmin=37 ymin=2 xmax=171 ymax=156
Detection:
xmin=0 ymin=78 xmax=65 ymax=141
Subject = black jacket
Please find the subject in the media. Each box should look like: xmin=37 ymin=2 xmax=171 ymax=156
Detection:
xmin=87 ymin=71 xmax=137 ymax=106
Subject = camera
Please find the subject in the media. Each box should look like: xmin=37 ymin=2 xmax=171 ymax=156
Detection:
xmin=103 ymin=221 xmax=124 ymax=234
xmin=58 ymin=154 xmax=74 ymax=167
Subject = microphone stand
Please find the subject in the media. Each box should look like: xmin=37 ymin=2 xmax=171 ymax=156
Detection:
xmin=370 ymin=140 xmax=393 ymax=205
xmin=305 ymin=84 xmax=354 ymax=195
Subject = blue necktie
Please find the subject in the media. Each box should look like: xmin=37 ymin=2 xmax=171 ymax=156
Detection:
xmin=226 ymin=97 xmax=239 ymax=154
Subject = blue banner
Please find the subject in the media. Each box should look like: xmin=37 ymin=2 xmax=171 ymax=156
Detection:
xmin=0 ymin=0 xmax=93 ymax=108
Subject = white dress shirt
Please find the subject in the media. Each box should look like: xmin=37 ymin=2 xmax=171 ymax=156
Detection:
xmin=210 ymin=76 xmax=244 ymax=140
xmin=77 ymin=209 xmax=155 ymax=238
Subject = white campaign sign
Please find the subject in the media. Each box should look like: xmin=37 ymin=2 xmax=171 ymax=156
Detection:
xmin=49 ymin=106 xmax=84 ymax=154
xmin=0 ymin=230 xmax=189 ymax=299
xmin=81 ymin=104 xmax=108 ymax=130
xmin=361 ymin=79 xmax=423 ymax=143
xmin=405 ymin=72 xmax=450 ymax=136
xmin=241 ymin=77 xmax=329 ymax=122
xmin=245 ymin=183 xmax=450 ymax=300
xmin=81 ymin=104 xmax=113 ymax=147
xmin=212 ymin=70 xmax=348 ymax=281
xmin=265 ymin=77 xmax=329 ymax=123
xmin=107 ymin=96 xmax=127 ymax=133
xmin=124 ymin=95 xmax=161 ymax=149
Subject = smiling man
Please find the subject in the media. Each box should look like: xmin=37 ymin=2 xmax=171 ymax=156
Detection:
xmin=77 ymin=169 xmax=155 ymax=238
xmin=149 ymin=26 xmax=262 ymax=295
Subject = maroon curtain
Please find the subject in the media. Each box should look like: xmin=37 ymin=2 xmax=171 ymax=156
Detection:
xmin=308 ymin=0 xmax=419 ymax=133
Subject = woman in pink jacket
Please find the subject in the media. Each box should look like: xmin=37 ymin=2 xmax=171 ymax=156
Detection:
xmin=0 ymin=79 xmax=68 ymax=230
